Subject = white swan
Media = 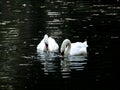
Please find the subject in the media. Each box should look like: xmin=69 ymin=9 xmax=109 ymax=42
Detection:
xmin=37 ymin=34 xmax=59 ymax=52
xmin=60 ymin=39 xmax=88 ymax=57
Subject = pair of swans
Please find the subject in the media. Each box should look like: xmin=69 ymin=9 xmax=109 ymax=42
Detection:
xmin=37 ymin=34 xmax=88 ymax=57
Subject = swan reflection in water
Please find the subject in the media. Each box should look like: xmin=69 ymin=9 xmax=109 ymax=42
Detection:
xmin=37 ymin=51 xmax=87 ymax=78
xmin=60 ymin=56 xmax=87 ymax=78
xmin=61 ymin=56 xmax=87 ymax=71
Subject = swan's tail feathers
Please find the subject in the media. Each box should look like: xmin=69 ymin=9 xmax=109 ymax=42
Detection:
xmin=83 ymin=40 xmax=88 ymax=47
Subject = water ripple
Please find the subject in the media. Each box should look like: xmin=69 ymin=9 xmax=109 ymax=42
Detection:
xmin=37 ymin=52 xmax=88 ymax=78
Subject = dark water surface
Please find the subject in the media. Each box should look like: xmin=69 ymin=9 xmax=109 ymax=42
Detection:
xmin=0 ymin=0 xmax=119 ymax=90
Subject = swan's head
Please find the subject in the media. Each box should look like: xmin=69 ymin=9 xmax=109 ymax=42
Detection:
xmin=44 ymin=34 xmax=49 ymax=51
xmin=60 ymin=39 xmax=71 ymax=57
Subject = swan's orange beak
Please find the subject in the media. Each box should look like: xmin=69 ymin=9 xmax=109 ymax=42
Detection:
xmin=45 ymin=43 xmax=48 ymax=51
xmin=61 ymin=51 xmax=64 ymax=57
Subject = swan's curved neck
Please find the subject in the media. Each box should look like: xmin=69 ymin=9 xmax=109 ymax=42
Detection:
xmin=44 ymin=34 xmax=48 ymax=44
xmin=44 ymin=34 xmax=49 ymax=51
xmin=65 ymin=43 xmax=71 ymax=56
xmin=61 ymin=39 xmax=71 ymax=56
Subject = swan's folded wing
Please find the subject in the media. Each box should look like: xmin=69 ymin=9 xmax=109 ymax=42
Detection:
xmin=48 ymin=37 xmax=59 ymax=52
xmin=37 ymin=39 xmax=45 ymax=51
xmin=70 ymin=42 xmax=87 ymax=55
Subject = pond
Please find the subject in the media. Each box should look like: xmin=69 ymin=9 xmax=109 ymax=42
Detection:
xmin=0 ymin=0 xmax=119 ymax=90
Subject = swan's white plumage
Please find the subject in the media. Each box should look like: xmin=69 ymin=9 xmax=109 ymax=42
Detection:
xmin=48 ymin=37 xmax=59 ymax=52
xmin=37 ymin=34 xmax=59 ymax=52
xmin=60 ymin=39 xmax=88 ymax=57
xmin=70 ymin=41 xmax=88 ymax=55
xmin=37 ymin=38 xmax=46 ymax=51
